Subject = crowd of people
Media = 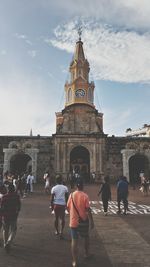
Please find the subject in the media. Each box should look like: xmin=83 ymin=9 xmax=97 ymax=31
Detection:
xmin=67 ymin=171 xmax=96 ymax=189
xmin=0 ymin=171 xmax=36 ymax=197
xmin=0 ymin=170 xmax=150 ymax=266
xmin=0 ymin=171 xmax=94 ymax=266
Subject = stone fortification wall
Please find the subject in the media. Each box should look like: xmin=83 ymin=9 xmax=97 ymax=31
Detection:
xmin=105 ymin=136 xmax=150 ymax=183
xmin=0 ymin=135 xmax=54 ymax=181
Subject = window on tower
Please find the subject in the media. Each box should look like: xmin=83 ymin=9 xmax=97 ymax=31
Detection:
xmin=78 ymin=69 xmax=82 ymax=77
xmin=68 ymin=88 xmax=72 ymax=102
xmin=71 ymin=72 xmax=75 ymax=82
xmin=88 ymin=88 xmax=93 ymax=103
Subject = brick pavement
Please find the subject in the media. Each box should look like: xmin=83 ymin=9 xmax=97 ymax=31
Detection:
xmin=87 ymin=184 xmax=150 ymax=267
xmin=94 ymin=214 xmax=150 ymax=267
xmin=0 ymin=184 xmax=150 ymax=267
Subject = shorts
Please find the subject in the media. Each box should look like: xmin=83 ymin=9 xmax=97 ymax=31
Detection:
xmin=53 ymin=204 xmax=65 ymax=218
xmin=70 ymin=220 xmax=89 ymax=239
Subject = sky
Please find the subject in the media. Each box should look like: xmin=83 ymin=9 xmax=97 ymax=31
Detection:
xmin=0 ymin=0 xmax=150 ymax=137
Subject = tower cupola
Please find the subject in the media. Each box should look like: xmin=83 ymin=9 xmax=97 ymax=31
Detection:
xmin=65 ymin=32 xmax=95 ymax=107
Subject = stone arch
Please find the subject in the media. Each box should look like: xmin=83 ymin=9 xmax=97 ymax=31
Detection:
xmin=3 ymin=148 xmax=39 ymax=178
xmin=70 ymin=145 xmax=90 ymax=182
xmin=121 ymin=147 xmax=150 ymax=182
xmin=129 ymin=154 xmax=149 ymax=184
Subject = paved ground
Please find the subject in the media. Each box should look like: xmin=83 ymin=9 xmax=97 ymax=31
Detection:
xmin=0 ymin=184 xmax=150 ymax=267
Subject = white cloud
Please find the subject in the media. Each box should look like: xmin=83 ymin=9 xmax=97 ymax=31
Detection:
xmin=15 ymin=33 xmax=27 ymax=39
xmin=50 ymin=20 xmax=150 ymax=84
xmin=40 ymin=0 xmax=150 ymax=31
xmin=28 ymin=50 xmax=37 ymax=58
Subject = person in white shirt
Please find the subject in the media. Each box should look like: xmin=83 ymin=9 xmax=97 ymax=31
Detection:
xmin=43 ymin=172 xmax=50 ymax=194
xmin=51 ymin=175 xmax=69 ymax=239
xmin=26 ymin=173 xmax=35 ymax=193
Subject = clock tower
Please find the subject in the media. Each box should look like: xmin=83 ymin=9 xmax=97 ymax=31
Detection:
xmin=54 ymin=31 xmax=105 ymax=182
xmin=56 ymin=33 xmax=103 ymax=134
xmin=65 ymin=35 xmax=94 ymax=107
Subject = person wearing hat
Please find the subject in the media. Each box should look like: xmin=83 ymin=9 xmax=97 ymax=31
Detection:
xmin=1 ymin=184 xmax=21 ymax=253
xmin=67 ymin=180 xmax=94 ymax=267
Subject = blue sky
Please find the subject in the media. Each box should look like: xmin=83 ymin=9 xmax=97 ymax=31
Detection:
xmin=0 ymin=0 xmax=150 ymax=136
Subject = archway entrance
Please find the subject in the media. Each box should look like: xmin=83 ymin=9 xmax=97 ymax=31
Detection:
xmin=129 ymin=154 xmax=149 ymax=184
xmin=10 ymin=153 xmax=32 ymax=175
xmin=70 ymin=146 xmax=90 ymax=182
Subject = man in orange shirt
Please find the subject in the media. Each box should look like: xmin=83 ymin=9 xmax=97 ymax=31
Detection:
xmin=67 ymin=180 xmax=94 ymax=267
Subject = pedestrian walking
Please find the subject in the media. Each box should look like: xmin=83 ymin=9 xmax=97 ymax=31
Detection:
xmin=91 ymin=172 xmax=96 ymax=184
xmin=50 ymin=175 xmax=69 ymax=239
xmin=67 ymin=180 xmax=94 ymax=267
xmin=43 ymin=172 xmax=50 ymax=194
xmin=0 ymin=173 xmax=3 ymax=185
xmin=68 ymin=172 xmax=74 ymax=189
xmin=0 ymin=185 xmax=7 ymax=244
xmin=26 ymin=173 xmax=35 ymax=193
xmin=139 ymin=174 xmax=149 ymax=196
xmin=98 ymin=176 xmax=111 ymax=216
xmin=117 ymin=176 xmax=128 ymax=215
xmin=20 ymin=173 xmax=27 ymax=197
xmin=16 ymin=175 xmax=24 ymax=197
xmin=1 ymin=184 xmax=21 ymax=253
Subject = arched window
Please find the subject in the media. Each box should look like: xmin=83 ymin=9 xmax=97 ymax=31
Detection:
xmin=71 ymin=72 xmax=75 ymax=82
xmin=68 ymin=88 xmax=72 ymax=102
xmin=88 ymin=88 xmax=93 ymax=103
xmin=78 ymin=69 xmax=82 ymax=77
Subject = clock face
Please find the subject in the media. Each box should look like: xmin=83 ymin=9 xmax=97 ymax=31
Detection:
xmin=75 ymin=89 xmax=85 ymax=98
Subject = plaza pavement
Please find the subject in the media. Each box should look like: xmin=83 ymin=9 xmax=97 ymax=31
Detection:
xmin=0 ymin=184 xmax=150 ymax=267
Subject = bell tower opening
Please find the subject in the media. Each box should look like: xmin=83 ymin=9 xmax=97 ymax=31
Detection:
xmin=70 ymin=146 xmax=90 ymax=183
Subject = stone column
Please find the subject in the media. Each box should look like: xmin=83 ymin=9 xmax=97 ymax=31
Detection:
xmin=3 ymin=148 xmax=17 ymax=174
xmin=91 ymin=142 xmax=96 ymax=173
xmin=55 ymin=142 xmax=60 ymax=173
xmin=121 ymin=149 xmax=136 ymax=182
